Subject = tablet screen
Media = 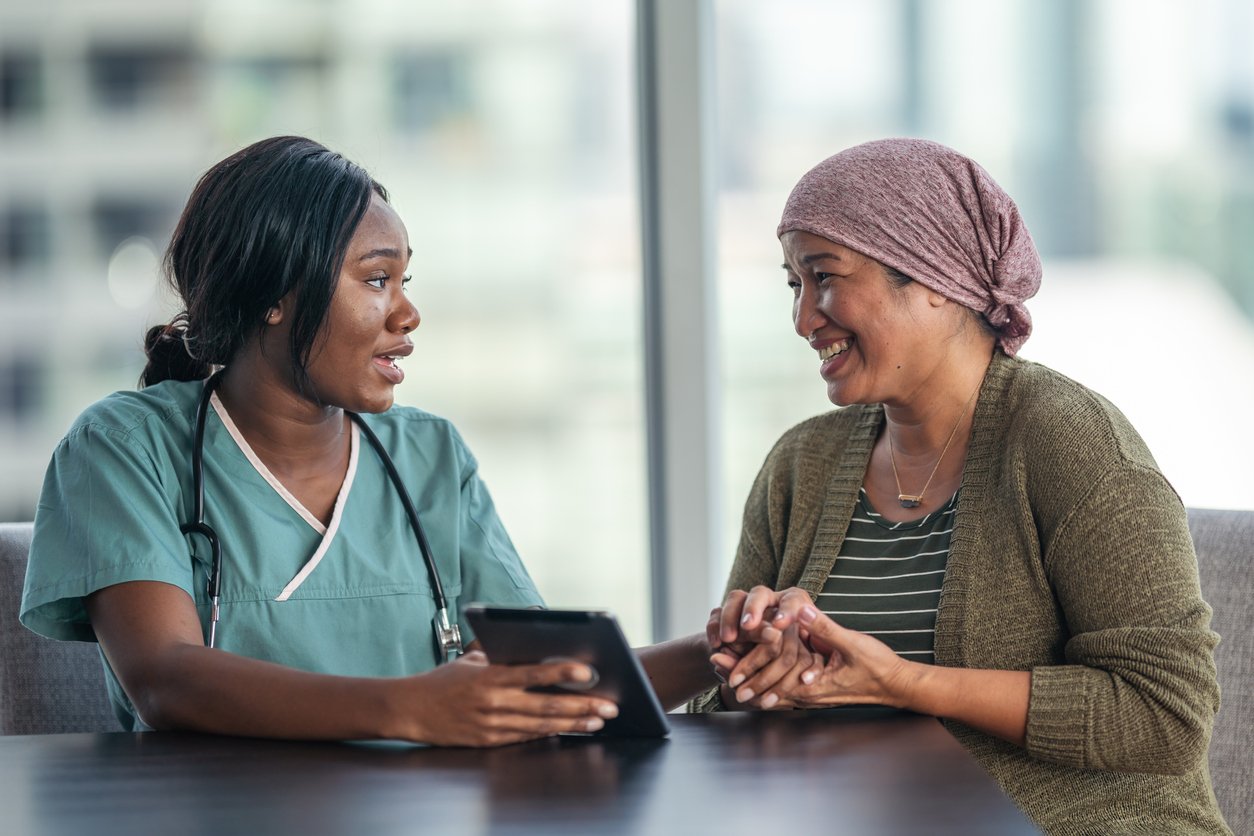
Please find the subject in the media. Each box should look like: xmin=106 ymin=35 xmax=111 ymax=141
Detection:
xmin=462 ymin=605 xmax=671 ymax=738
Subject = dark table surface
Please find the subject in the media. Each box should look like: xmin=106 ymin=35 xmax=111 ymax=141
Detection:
xmin=0 ymin=709 xmax=1038 ymax=835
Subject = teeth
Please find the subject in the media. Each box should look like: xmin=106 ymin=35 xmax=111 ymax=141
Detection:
xmin=818 ymin=339 xmax=852 ymax=361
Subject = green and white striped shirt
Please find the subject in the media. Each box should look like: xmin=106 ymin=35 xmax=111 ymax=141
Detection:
xmin=817 ymin=488 xmax=957 ymax=664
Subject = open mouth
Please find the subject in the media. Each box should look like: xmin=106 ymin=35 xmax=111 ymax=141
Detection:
xmin=818 ymin=337 xmax=853 ymax=362
xmin=373 ymin=354 xmax=405 ymax=383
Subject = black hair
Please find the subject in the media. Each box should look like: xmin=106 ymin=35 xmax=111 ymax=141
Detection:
xmin=881 ymin=262 xmax=999 ymax=339
xmin=883 ymin=264 xmax=914 ymax=289
xmin=141 ymin=135 xmax=388 ymax=388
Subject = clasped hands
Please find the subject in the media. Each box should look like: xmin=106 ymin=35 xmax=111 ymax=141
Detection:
xmin=707 ymin=586 xmax=918 ymax=711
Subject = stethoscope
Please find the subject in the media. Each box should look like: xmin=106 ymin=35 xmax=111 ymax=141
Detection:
xmin=180 ymin=370 xmax=464 ymax=663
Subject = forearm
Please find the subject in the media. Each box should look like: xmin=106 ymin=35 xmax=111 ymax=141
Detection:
xmin=637 ymin=632 xmax=718 ymax=711
xmin=127 ymin=643 xmax=409 ymax=741
xmin=901 ymin=663 xmax=1030 ymax=746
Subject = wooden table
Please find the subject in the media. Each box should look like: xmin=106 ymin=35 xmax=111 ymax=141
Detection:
xmin=0 ymin=709 xmax=1038 ymax=834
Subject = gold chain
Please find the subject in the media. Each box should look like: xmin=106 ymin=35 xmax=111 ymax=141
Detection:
xmin=887 ymin=382 xmax=981 ymax=509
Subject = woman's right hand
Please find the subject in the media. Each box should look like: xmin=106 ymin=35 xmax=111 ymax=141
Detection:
xmin=399 ymin=651 xmax=620 ymax=747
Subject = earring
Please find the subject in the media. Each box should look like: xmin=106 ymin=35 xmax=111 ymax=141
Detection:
xmin=266 ymin=308 xmax=279 ymax=324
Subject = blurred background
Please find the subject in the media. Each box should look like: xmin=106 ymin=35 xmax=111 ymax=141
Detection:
xmin=3 ymin=0 xmax=1253 ymax=645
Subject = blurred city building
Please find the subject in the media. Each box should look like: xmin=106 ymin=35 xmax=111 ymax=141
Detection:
xmin=2 ymin=0 xmax=1253 ymax=640
xmin=0 ymin=0 xmax=650 ymax=636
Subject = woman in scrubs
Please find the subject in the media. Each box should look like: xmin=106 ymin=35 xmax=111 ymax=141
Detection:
xmin=20 ymin=136 xmax=713 ymax=746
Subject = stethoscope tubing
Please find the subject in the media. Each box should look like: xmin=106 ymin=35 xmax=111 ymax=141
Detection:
xmin=180 ymin=371 xmax=461 ymax=661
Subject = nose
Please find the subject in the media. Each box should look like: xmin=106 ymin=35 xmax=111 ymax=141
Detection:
xmin=390 ymin=293 xmax=421 ymax=334
xmin=793 ymin=281 xmax=825 ymax=339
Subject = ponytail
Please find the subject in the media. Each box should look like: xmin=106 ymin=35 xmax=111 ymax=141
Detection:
xmin=139 ymin=312 xmax=212 ymax=387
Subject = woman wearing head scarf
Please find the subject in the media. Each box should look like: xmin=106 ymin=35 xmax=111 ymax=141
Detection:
xmin=698 ymin=139 xmax=1229 ymax=833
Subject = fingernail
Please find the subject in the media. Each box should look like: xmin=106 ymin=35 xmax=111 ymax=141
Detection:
xmin=737 ymin=687 xmax=755 ymax=702
xmin=740 ymin=613 xmax=753 ymax=626
xmin=598 ymin=704 xmax=618 ymax=718
xmin=798 ymin=606 xmax=818 ymax=625
xmin=585 ymin=718 xmax=604 ymax=732
xmin=772 ymin=611 xmax=786 ymax=623
xmin=761 ymin=693 xmax=779 ymax=708
xmin=802 ymin=670 xmax=816 ymax=684
xmin=728 ymin=673 xmax=744 ymax=688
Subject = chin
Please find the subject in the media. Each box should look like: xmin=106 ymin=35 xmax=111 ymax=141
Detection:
xmin=825 ymin=379 xmax=870 ymax=408
xmin=349 ymin=390 xmax=396 ymax=415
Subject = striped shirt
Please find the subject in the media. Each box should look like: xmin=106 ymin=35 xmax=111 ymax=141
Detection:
xmin=816 ymin=488 xmax=957 ymax=664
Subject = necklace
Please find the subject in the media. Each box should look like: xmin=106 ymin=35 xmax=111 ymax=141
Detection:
xmin=887 ymin=383 xmax=981 ymax=509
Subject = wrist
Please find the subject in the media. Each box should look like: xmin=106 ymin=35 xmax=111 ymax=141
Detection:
xmin=886 ymin=658 xmax=932 ymax=712
xmin=373 ymin=675 xmax=429 ymax=742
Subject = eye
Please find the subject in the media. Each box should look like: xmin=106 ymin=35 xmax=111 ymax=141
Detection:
xmin=365 ymin=274 xmax=389 ymax=290
xmin=401 ymin=274 xmax=413 ymax=292
xmin=814 ymin=272 xmax=834 ymax=284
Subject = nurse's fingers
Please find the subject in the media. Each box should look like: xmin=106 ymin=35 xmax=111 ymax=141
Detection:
xmin=718 ymin=589 xmax=749 ymax=645
xmin=498 ymin=660 xmax=599 ymax=690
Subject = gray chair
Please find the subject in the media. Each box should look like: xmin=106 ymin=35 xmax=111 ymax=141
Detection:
xmin=0 ymin=521 xmax=119 ymax=734
xmin=1188 ymin=508 xmax=1254 ymax=836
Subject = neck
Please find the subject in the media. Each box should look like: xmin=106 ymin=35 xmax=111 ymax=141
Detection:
xmin=215 ymin=358 xmax=347 ymax=479
xmin=882 ymin=352 xmax=992 ymax=455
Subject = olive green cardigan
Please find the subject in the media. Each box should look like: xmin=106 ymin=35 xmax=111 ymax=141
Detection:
xmin=695 ymin=353 xmax=1230 ymax=835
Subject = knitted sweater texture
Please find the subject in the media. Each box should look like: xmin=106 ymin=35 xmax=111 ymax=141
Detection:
xmin=698 ymin=352 xmax=1229 ymax=835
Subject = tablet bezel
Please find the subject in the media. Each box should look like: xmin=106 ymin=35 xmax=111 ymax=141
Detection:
xmin=462 ymin=605 xmax=671 ymax=738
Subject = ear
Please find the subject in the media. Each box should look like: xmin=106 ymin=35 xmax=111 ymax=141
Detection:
xmin=924 ymin=286 xmax=950 ymax=308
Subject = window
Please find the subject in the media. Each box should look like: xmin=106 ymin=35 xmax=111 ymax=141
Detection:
xmin=0 ymin=354 xmax=41 ymax=425
xmin=87 ymin=44 xmax=194 ymax=111
xmin=91 ymin=197 xmax=174 ymax=258
xmin=0 ymin=204 xmax=50 ymax=273
xmin=0 ymin=50 xmax=42 ymax=120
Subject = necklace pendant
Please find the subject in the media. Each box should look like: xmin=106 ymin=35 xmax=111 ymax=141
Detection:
xmin=897 ymin=494 xmax=922 ymax=509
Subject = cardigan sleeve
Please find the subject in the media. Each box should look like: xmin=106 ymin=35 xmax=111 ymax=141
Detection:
xmin=1025 ymin=465 xmax=1220 ymax=775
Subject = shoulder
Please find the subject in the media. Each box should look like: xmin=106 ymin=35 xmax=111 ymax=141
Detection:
xmin=58 ymin=380 xmax=201 ymax=453
xmin=764 ymin=405 xmax=876 ymax=468
xmin=356 ymin=404 xmax=477 ymax=470
xmin=992 ymin=355 xmax=1159 ymax=471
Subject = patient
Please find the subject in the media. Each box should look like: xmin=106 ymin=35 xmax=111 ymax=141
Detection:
xmin=697 ymin=138 xmax=1230 ymax=834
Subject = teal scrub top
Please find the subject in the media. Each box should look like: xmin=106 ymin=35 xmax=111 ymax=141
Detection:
xmin=20 ymin=379 xmax=543 ymax=730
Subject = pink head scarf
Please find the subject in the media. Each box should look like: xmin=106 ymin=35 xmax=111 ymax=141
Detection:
xmin=777 ymin=138 xmax=1042 ymax=356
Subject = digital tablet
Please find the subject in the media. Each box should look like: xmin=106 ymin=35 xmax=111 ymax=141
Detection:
xmin=462 ymin=605 xmax=671 ymax=738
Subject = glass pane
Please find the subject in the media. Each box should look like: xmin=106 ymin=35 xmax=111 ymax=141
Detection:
xmin=0 ymin=1 xmax=649 ymax=642
xmin=715 ymin=0 xmax=1254 ymax=579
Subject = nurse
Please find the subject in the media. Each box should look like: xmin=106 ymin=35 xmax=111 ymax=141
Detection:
xmin=20 ymin=136 xmax=712 ymax=745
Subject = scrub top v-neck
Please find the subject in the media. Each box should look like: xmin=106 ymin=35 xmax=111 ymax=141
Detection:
xmin=21 ymin=378 xmax=543 ymax=730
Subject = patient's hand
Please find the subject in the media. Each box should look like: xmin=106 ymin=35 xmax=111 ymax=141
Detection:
xmin=708 ymin=588 xmax=825 ymax=710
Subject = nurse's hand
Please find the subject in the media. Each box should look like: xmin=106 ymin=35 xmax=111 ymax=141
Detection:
xmin=400 ymin=651 xmax=619 ymax=747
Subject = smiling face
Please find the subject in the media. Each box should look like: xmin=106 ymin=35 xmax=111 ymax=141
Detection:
xmin=782 ymin=230 xmax=964 ymax=408
xmin=298 ymin=193 xmax=418 ymax=414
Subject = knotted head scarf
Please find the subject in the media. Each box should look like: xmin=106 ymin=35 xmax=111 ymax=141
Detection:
xmin=777 ymin=138 xmax=1042 ymax=356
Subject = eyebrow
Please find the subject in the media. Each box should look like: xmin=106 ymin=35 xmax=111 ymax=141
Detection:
xmin=780 ymin=252 xmax=843 ymax=270
xmin=357 ymin=247 xmax=413 ymax=262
